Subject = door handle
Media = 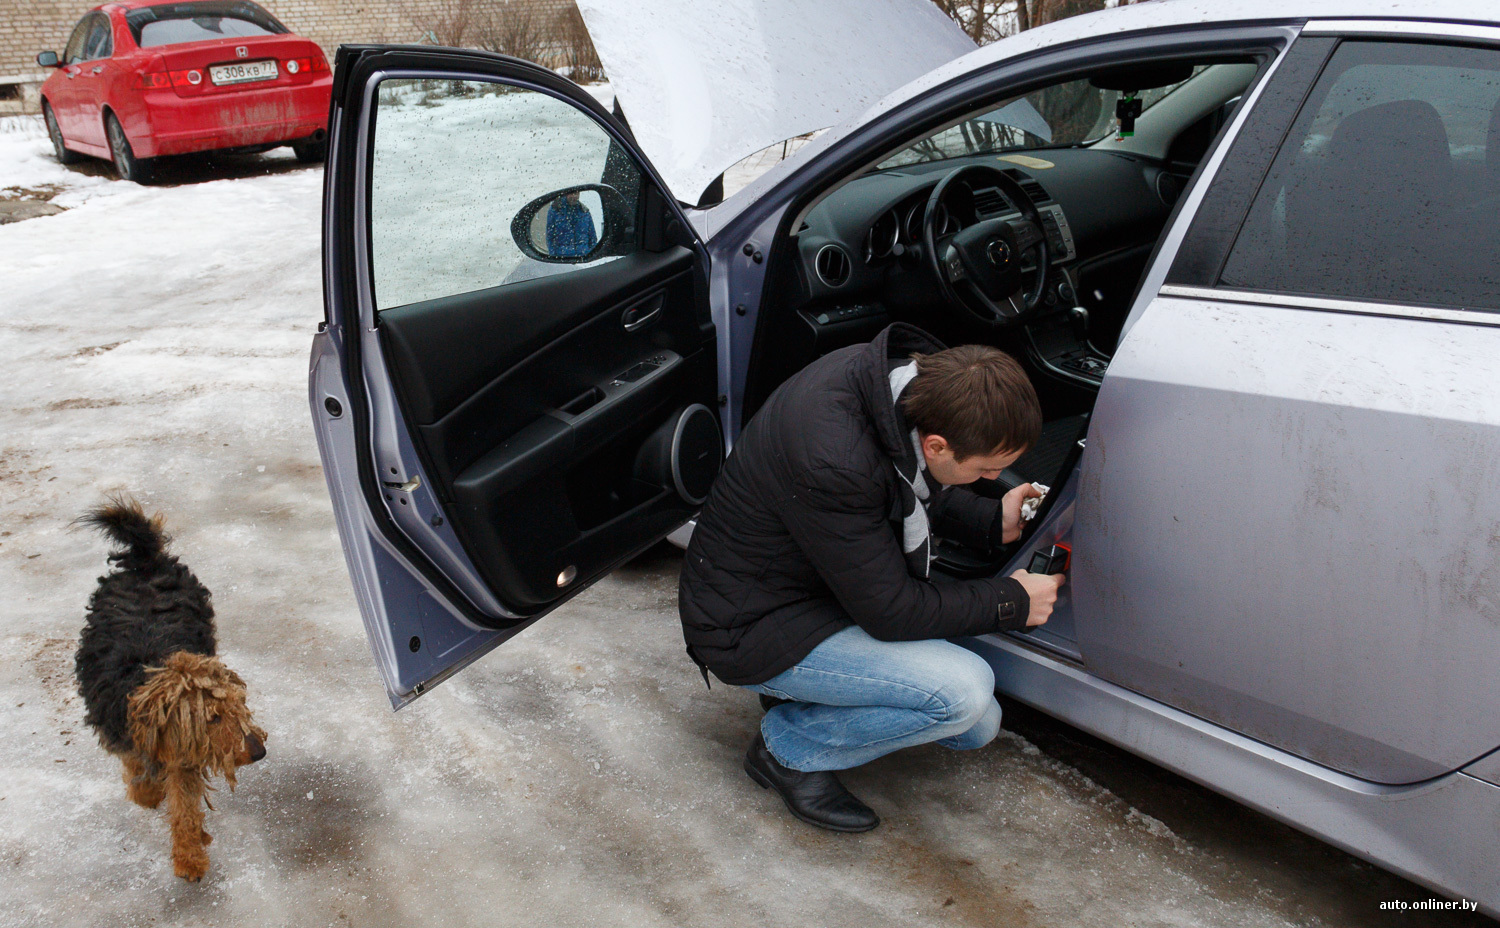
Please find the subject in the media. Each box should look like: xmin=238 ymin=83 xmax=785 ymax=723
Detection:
xmin=622 ymin=293 xmax=664 ymax=332
xmin=91 ymin=65 xmax=104 ymax=74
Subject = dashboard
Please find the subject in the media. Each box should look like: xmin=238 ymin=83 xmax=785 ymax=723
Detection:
xmin=789 ymin=146 xmax=1183 ymax=387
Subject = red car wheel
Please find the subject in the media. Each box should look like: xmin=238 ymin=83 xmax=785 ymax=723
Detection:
xmin=106 ymin=112 xmax=152 ymax=184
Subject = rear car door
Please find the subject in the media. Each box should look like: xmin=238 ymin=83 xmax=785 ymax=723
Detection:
xmin=310 ymin=47 xmax=722 ymax=706
xmin=1074 ymin=26 xmax=1500 ymax=784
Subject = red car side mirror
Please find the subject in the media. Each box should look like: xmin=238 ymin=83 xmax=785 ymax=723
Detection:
xmin=36 ymin=51 xmax=60 ymax=68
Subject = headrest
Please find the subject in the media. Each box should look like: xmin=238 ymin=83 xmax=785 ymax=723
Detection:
xmin=1328 ymin=99 xmax=1452 ymax=191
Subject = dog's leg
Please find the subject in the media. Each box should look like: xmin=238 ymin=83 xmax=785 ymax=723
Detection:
xmin=121 ymin=753 xmax=164 ymax=809
xmin=165 ymin=768 xmax=210 ymax=881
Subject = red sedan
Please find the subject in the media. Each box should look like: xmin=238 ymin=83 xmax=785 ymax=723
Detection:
xmin=36 ymin=0 xmax=332 ymax=182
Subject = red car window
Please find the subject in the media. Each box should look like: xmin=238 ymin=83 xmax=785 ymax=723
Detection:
xmin=63 ymin=17 xmax=91 ymax=64
xmin=126 ymin=1 xmax=288 ymax=49
xmin=82 ymin=13 xmax=112 ymax=60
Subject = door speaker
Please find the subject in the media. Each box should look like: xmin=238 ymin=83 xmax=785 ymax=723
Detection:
xmin=634 ymin=404 xmax=723 ymax=505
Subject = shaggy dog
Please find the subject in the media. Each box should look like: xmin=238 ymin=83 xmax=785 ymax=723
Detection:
xmin=75 ymin=497 xmax=266 ymax=881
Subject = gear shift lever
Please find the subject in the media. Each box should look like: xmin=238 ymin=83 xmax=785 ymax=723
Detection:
xmin=1069 ymin=304 xmax=1090 ymax=341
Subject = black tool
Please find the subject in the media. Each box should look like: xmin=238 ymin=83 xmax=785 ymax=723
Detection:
xmin=1020 ymin=544 xmax=1070 ymax=635
xmin=1027 ymin=542 xmax=1071 ymax=576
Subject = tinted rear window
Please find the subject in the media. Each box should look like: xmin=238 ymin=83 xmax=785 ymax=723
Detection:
xmin=127 ymin=1 xmax=288 ymax=48
xmin=1219 ymin=40 xmax=1500 ymax=310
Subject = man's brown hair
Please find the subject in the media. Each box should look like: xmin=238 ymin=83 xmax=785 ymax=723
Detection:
xmin=900 ymin=345 xmax=1042 ymax=460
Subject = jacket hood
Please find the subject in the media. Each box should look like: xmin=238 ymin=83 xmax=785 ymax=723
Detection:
xmin=854 ymin=323 xmax=949 ymax=462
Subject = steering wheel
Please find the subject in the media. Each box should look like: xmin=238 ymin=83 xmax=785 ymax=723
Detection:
xmin=922 ymin=164 xmax=1050 ymax=325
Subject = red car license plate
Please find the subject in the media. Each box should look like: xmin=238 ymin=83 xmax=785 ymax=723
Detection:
xmin=209 ymin=60 xmax=278 ymax=85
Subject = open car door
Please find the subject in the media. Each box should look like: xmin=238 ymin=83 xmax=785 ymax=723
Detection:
xmin=309 ymin=47 xmax=722 ymax=707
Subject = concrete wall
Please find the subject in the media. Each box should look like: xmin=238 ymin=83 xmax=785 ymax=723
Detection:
xmin=0 ymin=0 xmax=575 ymax=113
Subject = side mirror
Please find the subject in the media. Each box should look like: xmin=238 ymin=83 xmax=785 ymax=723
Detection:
xmin=36 ymin=51 xmax=60 ymax=68
xmin=510 ymin=184 xmax=630 ymax=264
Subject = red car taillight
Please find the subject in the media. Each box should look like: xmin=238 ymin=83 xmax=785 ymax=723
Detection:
xmin=311 ymin=51 xmax=329 ymax=72
xmin=169 ymin=69 xmax=203 ymax=88
xmin=135 ymin=71 xmax=171 ymax=89
xmin=285 ymin=57 xmax=310 ymax=75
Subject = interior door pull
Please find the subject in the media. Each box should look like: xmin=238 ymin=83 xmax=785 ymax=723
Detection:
xmin=622 ymin=293 xmax=664 ymax=332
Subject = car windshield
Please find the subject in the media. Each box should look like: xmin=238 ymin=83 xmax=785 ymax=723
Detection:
xmin=127 ymin=1 xmax=288 ymax=48
xmin=876 ymin=71 xmax=1199 ymax=169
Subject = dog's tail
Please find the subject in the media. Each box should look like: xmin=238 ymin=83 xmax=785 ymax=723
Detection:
xmin=78 ymin=495 xmax=168 ymax=566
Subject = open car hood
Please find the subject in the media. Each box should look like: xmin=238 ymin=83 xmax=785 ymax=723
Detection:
xmin=576 ymin=0 xmax=975 ymax=204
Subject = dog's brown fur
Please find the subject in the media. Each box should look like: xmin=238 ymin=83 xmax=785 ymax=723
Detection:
xmin=76 ymin=497 xmax=266 ymax=881
xmin=123 ymin=652 xmax=265 ymax=880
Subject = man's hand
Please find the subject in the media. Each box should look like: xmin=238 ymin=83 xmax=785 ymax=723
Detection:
xmin=999 ymin=483 xmax=1045 ymax=544
xmin=1010 ymin=569 xmax=1065 ymax=627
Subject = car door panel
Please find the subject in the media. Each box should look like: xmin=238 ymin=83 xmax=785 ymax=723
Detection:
xmin=379 ymin=248 xmax=700 ymax=484
xmin=315 ymin=46 xmax=719 ymax=706
xmin=380 ymin=251 xmax=714 ymax=611
xmin=49 ymin=17 xmax=92 ymax=140
xmin=1076 ymin=295 xmax=1500 ymax=785
xmin=1074 ymin=32 xmax=1500 ymax=786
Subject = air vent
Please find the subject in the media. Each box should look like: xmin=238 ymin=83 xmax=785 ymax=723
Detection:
xmin=972 ymin=186 xmax=1008 ymax=216
xmin=1003 ymin=169 xmax=1051 ymax=205
xmin=815 ymin=244 xmax=852 ymax=287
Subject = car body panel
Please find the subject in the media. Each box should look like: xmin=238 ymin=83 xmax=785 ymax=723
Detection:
xmin=575 ymin=0 xmax=974 ymax=204
xmin=1074 ymin=294 xmax=1500 ymax=784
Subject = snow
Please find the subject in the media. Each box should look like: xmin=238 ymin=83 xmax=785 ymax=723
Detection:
xmin=0 ymin=100 xmax=1441 ymax=928
xmin=0 ymin=115 xmax=113 ymax=205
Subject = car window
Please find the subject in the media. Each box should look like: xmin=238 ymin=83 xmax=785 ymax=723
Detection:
xmin=877 ymin=71 xmax=1202 ymax=169
xmin=127 ymin=1 xmax=288 ymax=49
xmin=63 ymin=17 xmax=91 ymax=65
xmin=368 ymin=79 xmax=643 ymax=311
xmin=83 ymin=14 xmax=113 ymax=60
xmin=1220 ymin=40 xmax=1500 ymax=310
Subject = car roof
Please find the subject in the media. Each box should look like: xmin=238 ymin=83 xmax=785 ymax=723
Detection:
xmin=872 ymin=0 xmax=1499 ymax=127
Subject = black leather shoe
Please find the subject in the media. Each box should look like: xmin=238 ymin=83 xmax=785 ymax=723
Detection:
xmin=758 ymin=693 xmax=789 ymax=713
xmin=743 ymin=733 xmax=879 ymax=832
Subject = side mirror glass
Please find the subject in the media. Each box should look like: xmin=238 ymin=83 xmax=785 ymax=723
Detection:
xmin=510 ymin=184 xmax=629 ymax=263
xmin=36 ymin=50 xmax=60 ymax=68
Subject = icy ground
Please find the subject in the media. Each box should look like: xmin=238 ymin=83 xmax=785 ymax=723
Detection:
xmin=0 ymin=116 xmax=1481 ymax=928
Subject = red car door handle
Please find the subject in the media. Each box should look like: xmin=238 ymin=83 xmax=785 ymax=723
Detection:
xmin=91 ymin=65 xmax=104 ymax=74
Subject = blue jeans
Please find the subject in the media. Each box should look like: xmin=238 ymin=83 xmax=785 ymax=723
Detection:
xmin=743 ymin=626 xmax=1002 ymax=772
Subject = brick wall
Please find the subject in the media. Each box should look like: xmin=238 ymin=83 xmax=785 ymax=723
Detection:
xmin=0 ymin=0 xmax=576 ymax=111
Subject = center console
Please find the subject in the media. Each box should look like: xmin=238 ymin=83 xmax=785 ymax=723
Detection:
xmin=1026 ymin=268 xmax=1112 ymax=387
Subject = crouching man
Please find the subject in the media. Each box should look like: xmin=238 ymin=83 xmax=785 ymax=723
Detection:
xmin=678 ymin=322 xmax=1064 ymax=832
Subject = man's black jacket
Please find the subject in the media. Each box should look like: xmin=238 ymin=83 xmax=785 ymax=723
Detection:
xmin=678 ymin=323 xmax=1031 ymax=686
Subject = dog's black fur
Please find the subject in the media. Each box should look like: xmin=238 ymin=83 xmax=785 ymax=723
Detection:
xmin=75 ymin=498 xmax=217 ymax=755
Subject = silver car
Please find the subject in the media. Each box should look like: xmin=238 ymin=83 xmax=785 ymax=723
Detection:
xmin=308 ymin=0 xmax=1500 ymax=913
